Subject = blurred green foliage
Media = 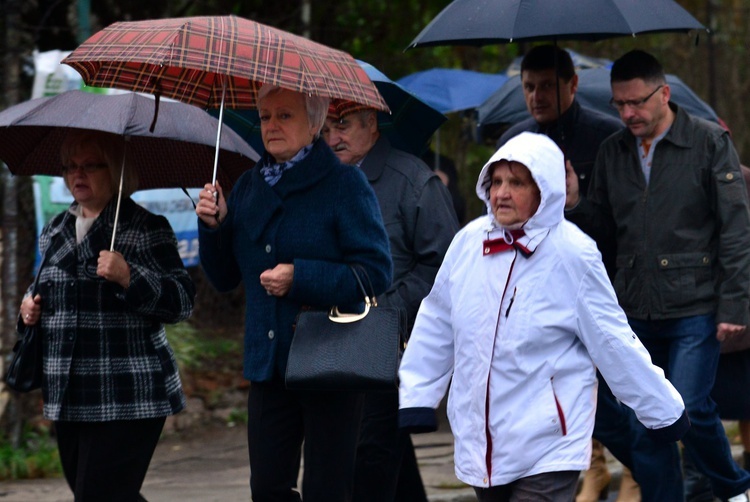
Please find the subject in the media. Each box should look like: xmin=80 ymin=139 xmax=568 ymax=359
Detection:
xmin=0 ymin=425 xmax=61 ymax=480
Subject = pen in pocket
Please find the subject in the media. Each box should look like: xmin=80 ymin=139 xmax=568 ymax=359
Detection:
xmin=505 ymin=287 xmax=517 ymax=317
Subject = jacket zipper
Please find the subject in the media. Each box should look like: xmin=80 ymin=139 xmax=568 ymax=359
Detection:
xmin=485 ymin=254 xmax=517 ymax=486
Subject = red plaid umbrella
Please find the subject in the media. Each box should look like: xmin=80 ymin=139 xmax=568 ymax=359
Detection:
xmin=61 ymin=15 xmax=389 ymax=111
xmin=62 ymin=15 xmax=388 ymax=186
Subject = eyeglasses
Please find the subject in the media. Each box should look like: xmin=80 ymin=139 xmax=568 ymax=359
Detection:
xmin=610 ymin=85 xmax=664 ymax=111
xmin=62 ymin=163 xmax=108 ymax=174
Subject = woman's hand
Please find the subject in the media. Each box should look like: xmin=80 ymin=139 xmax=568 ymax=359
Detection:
xmin=20 ymin=294 xmax=42 ymax=326
xmin=97 ymin=250 xmax=131 ymax=289
xmin=260 ymin=264 xmax=294 ymax=297
xmin=196 ymin=181 xmax=227 ymax=229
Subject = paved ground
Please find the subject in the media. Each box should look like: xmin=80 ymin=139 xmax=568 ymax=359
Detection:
xmin=0 ymin=421 xmax=475 ymax=502
xmin=0 ymin=417 xmax=743 ymax=501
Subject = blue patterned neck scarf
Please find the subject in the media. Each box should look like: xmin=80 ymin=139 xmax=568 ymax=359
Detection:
xmin=260 ymin=143 xmax=314 ymax=186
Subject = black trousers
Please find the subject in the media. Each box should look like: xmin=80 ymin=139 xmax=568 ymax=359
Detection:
xmin=353 ymin=390 xmax=427 ymax=502
xmin=55 ymin=417 xmax=166 ymax=502
xmin=247 ymin=378 xmax=364 ymax=502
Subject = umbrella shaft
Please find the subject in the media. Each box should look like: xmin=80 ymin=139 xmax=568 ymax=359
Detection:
xmin=212 ymin=77 xmax=228 ymax=186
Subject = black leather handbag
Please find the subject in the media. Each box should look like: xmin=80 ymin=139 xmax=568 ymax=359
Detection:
xmin=285 ymin=265 xmax=404 ymax=392
xmin=5 ymin=252 xmax=48 ymax=393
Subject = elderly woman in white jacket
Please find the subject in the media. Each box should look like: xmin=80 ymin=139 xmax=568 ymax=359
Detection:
xmin=398 ymin=132 xmax=689 ymax=500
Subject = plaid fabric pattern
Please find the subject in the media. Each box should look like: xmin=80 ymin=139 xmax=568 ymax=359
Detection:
xmin=327 ymin=99 xmax=376 ymax=121
xmin=62 ymin=15 xmax=389 ymax=112
xmin=35 ymin=197 xmax=195 ymax=421
xmin=0 ymin=90 xmax=258 ymax=191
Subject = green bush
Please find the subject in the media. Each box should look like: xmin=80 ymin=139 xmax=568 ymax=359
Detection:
xmin=165 ymin=322 xmax=242 ymax=372
xmin=0 ymin=425 xmax=61 ymax=480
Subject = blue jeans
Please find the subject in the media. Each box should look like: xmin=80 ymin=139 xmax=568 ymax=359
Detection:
xmin=594 ymin=373 xmax=683 ymax=502
xmin=631 ymin=315 xmax=750 ymax=500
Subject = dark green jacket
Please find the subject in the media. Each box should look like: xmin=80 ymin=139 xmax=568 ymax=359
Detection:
xmin=569 ymin=104 xmax=750 ymax=324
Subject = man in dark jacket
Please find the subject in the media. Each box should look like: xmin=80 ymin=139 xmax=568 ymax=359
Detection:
xmin=568 ymin=50 xmax=750 ymax=502
xmin=323 ymin=101 xmax=459 ymax=502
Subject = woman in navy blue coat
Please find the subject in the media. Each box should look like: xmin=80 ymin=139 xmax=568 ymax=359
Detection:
xmin=196 ymin=84 xmax=392 ymax=502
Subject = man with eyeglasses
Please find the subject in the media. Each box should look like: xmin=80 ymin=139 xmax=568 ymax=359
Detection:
xmin=568 ymin=49 xmax=750 ymax=502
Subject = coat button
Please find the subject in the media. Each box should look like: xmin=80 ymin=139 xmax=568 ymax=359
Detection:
xmin=727 ymin=173 xmax=735 ymax=180
xmin=660 ymin=259 xmax=668 ymax=267
xmin=702 ymin=256 xmax=709 ymax=264
xmin=268 ymin=330 xmax=275 ymax=340
xmin=265 ymin=244 xmax=272 ymax=253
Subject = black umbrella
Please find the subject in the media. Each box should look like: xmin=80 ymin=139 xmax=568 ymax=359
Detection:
xmin=0 ymin=90 xmax=259 ymax=190
xmin=408 ymin=0 xmax=707 ymax=149
xmin=0 ymin=90 xmax=260 ymax=250
xmin=408 ymin=0 xmax=706 ymax=48
xmin=477 ymin=67 xmax=720 ymax=134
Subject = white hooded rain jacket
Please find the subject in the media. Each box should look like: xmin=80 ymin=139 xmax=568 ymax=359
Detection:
xmin=398 ymin=132 xmax=689 ymax=488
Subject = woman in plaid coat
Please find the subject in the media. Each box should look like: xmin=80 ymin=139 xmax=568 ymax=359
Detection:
xmin=19 ymin=130 xmax=195 ymax=502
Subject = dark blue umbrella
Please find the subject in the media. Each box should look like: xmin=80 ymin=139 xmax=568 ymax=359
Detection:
xmin=408 ymin=0 xmax=706 ymax=48
xmin=357 ymin=60 xmax=446 ymax=156
xmin=215 ymin=60 xmax=446 ymax=157
xmin=477 ymin=67 xmax=720 ymax=136
xmin=396 ymin=68 xmax=508 ymax=114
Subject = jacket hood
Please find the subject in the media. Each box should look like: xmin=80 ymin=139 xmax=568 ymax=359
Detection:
xmin=475 ymin=131 xmax=565 ymax=232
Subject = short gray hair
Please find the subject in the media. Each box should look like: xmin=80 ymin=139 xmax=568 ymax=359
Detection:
xmin=257 ymin=84 xmax=330 ymax=137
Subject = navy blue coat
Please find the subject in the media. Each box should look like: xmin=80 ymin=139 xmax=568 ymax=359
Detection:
xmin=199 ymin=138 xmax=393 ymax=382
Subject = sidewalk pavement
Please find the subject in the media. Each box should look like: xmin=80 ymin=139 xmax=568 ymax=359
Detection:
xmin=0 ymin=422 xmax=475 ymax=502
xmin=0 ymin=419 xmax=745 ymax=502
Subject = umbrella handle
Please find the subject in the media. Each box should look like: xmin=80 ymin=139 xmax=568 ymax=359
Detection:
xmin=212 ymin=76 xmax=228 ymax=187
xmin=110 ymin=138 xmax=128 ymax=252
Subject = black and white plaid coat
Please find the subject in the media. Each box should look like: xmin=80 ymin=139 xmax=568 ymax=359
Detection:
xmin=30 ymin=197 xmax=195 ymax=422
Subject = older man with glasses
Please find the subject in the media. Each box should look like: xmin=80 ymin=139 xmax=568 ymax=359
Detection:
xmin=567 ymin=49 xmax=750 ymax=502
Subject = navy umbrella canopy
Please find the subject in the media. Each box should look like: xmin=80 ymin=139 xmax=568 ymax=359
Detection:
xmin=477 ymin=67 xmax=720 ymax=136
xmin=356 ymin=60 xmax=447 ymax=156
xmin=408 ymin=0 xmax=707 ymax=48
xmin=217 ymin=60 xmax=446 ymax=157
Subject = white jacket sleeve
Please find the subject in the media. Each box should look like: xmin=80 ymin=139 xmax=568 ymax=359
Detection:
xmin=399 ymin=260 xmax=455 ymax=413
xmin=575 ymin=262 xmax=686 ymax=430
